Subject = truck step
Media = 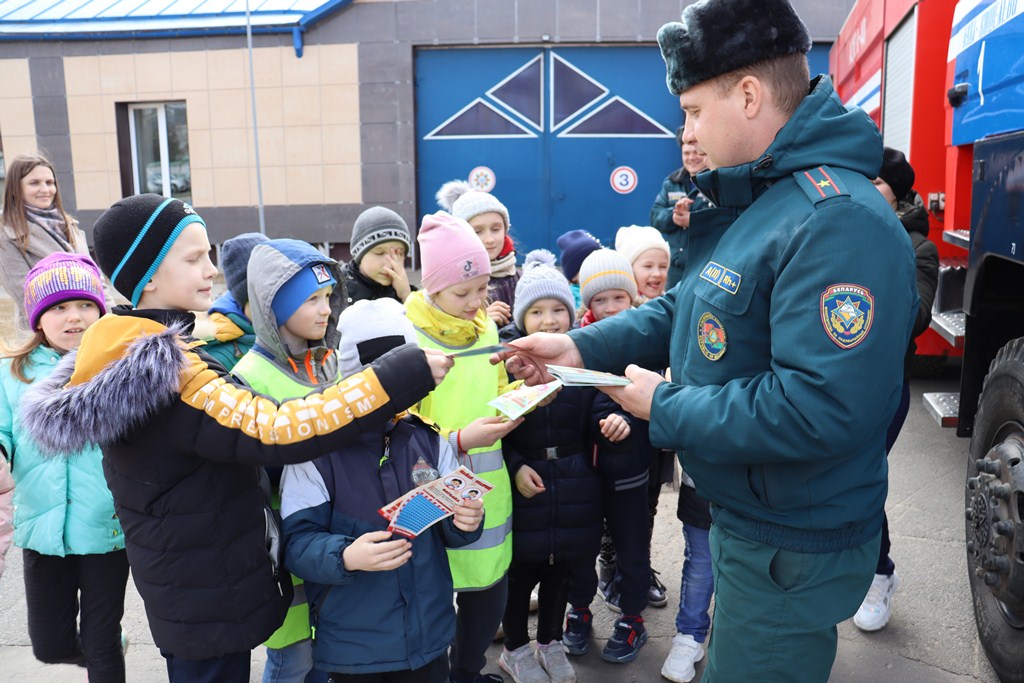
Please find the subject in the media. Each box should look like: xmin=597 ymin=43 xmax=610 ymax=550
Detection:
xmin=923 ymin=392 xmax=959 ymax=428
xmin=930 ymin=310 xmax=965 ymax=348
xmin=942 ymin=229 xmax=970 ymax=250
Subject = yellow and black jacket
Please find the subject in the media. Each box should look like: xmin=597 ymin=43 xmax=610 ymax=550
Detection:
xmin=20 ymin=306 xmax=435 ymax=660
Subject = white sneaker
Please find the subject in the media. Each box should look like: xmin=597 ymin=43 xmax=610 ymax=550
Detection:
xmin=661 ymin=633 xmax=705 ymax=682
xmin=853 ymin=572 xmax=900 ymax=632
xmin=499 ymin=642 xmax=552 ymax=683
xmin=536 ymin=640 xmax=576 ymax=683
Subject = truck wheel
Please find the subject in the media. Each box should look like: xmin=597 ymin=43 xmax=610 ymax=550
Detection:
xmin=967 ymin=337 xmax=1024 ymax=682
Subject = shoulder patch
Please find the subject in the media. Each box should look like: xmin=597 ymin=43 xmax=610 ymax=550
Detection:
xmin=794 ymin=166 xmax=850 ymax=206
xmin=820 ymin=284 xmax=874 ymax=349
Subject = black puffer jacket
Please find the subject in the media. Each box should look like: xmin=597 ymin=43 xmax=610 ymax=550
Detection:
xmin=342 ymin=260 xmax=413 ymax=305
xmin=898 ymin=196 xmax=939 ymax=377
xmin=502 ymin=385 xmax=607 ymax=563
xmin=20 ymin=308 xmax=436 ymax=660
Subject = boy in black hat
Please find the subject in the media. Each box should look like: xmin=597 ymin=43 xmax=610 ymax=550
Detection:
xmin=21 ymin=193 xmax=453 ymax=682
xmin=499 ymin=1 xmax=919 ymax=680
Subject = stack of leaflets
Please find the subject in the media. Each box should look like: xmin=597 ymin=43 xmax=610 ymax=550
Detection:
xmin=378 ymin=466 xmax=492 ymax=539
xmin=546 ymin=364 xmax=631 ymax=387
xmin=488 ymin=380 xmax=563 ymax=420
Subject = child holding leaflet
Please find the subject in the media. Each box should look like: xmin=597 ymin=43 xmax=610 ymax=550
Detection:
xmin=497 ymin=254 xmax=629 ymax=683
xmin=281 ymin=297 xmax=484 ymax=682
xmin=405 ymin=211 xmax=521 ymax=683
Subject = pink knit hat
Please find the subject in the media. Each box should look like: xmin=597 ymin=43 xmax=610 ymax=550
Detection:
xmin=418 ymin=211 xmax=491 ymax=294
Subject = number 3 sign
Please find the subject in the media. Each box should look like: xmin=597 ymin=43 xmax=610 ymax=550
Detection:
xmin=610 ymin=166 xmax=638 ymax=194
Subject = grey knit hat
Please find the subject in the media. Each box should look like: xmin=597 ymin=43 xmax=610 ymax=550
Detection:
xmin=579 ymin=249 xmax=638 ymax=308
xmin=657 ymin=0 xmax=812 ymax=96
xmin=513 ymin=249 xmax=576 ymax=331
xmin=349 ymin=206 xmax=412 ymax=264
xmin=336 ymin=298 xmax=417 ymax=378
xmin=436 ymin=179 xmax=510 ymax=230
xmin=221 ymin=232 xmax=269 ymax=306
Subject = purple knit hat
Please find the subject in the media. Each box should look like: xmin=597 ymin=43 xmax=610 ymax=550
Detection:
xmin=23 ymin=252 xmax=106 ymax=329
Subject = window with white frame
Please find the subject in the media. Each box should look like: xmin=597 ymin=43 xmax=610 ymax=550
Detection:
xmin=128 ymin=102 xmax=191 ymax=203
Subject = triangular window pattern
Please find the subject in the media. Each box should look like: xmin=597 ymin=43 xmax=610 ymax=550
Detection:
xmin=487 ymin=55 xmax=543 ymax=130
xmin=558 ymin=96 xmax=674 ymax=138
xmin=550 ymin=53 xmax=608 ymax=131
xmin=424 ymin=98 xmax=537 ymax=139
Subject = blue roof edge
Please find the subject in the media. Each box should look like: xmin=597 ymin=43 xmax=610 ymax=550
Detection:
xmin=0 ymin=0 xmax=356 ymax=57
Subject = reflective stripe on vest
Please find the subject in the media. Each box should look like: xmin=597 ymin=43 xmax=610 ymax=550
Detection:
xmin=233 ymin=352 xmax=323 ymax=648
xmin=413 ymin=325 xmax=513 ymax=589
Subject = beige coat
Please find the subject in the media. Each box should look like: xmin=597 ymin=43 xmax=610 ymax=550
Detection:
xmin=0 ymin=221 xmax=115 ymax=335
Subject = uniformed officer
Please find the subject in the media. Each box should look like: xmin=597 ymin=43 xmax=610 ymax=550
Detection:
xmin=498 ymin=1 xmax=918 ymax=681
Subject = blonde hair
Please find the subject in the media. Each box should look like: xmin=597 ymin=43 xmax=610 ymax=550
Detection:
xmin=1 ymin=154 xmax=78 ymax=254
xmin=1 ymin=331 xmax=47 ymax=384
xmin=710 ymin=53 xmax=810 ymax=117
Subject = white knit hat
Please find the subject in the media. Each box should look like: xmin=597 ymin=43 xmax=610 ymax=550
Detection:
xmin=336 ymin=299 xmax=417 ymax=378
xmin=579 ymin=249 xmax=638 ymax=308
xmin=436 ymin=179 xmax=510 ymax=229
xmin=513 ymin=249 xmax=576 ymax=331
xmin=615 ymin=225 xmax=671 ymax=265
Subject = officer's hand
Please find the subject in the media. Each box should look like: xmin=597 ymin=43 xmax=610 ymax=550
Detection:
xmin=343 ymin=531 xmax=412 ymax=572
xmin=494 ymin=333 xmax=583 ymax=385
xmin=515 ymin=465 xmax=546 ymax=498
xmin=599 ymin=365 xmax=666 ymax=422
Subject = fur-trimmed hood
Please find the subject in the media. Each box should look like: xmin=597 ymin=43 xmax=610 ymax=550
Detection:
xmin=20 ymin=314 xmax=188 ymax=455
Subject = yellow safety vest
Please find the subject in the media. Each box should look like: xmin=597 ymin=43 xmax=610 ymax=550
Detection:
xmin=412 ymin=324 xmax=513 ymax=591
xmin=232 ymin=350 xmax=339 ymax=648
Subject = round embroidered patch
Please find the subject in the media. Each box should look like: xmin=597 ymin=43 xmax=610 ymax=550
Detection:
xmin=820 ymin=284 xmax=874 ymax=349
xmin=697 ymin=312 xmax=727 ymax=361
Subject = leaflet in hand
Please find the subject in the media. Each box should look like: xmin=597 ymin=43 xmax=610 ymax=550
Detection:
xmin=546 ymin=364 xmax=631 ymax=387
xmin=488 ymin=380 xmax=563 ymax=420
xmin=447 ymin=343 xmax=514 ymax=358
xmin=378 ymin=466 xmax=492 ymax=539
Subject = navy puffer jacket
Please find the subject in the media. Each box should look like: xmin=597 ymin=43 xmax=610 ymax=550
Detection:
xmin=502 ymin=385 xmax=606 ymax=563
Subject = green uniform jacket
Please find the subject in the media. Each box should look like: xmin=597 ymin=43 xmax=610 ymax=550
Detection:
xmin=570 ymin=76 xmax=918 ymax=554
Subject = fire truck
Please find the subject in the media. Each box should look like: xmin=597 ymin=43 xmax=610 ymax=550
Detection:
xmin=832 ymin=1 xmax=1024 ymax=679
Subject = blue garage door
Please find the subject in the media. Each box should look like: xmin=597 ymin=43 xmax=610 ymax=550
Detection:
xmin=415 ymin=46 xmax=682 ymax=256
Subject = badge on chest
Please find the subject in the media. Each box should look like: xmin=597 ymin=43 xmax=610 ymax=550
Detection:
xmin=697 ymin=312 xmax=727 ymax=361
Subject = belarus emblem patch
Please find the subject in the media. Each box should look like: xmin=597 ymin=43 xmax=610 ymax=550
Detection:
xmin=820 ymin=284 xmax=874 ymax=349
xmin=697 ymin=312 xmax=727 ymax=361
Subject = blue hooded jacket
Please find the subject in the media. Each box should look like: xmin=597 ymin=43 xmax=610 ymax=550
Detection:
xmin=569 ymin=77 xmax=918 ymax=553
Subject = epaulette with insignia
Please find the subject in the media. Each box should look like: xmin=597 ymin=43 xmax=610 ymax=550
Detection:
xmin=402 ymin=409 xmax=441 ymax=433
xmin=793 ymin=165 xmax=850 ymax=207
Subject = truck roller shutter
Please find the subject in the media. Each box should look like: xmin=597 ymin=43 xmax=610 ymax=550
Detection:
xmin=882 ymin=7 xmax=917 ymax=159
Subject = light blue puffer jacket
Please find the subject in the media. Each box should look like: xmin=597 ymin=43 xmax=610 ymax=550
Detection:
xmin=0 ymin=345 xmax=123 ymax=556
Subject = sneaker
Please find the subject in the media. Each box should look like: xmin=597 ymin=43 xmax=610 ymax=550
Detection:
xmin=563 ymin=607 xmax=593 ymax=655
xmin=648 ymin=569 xmax=669 ymax=608
xmin=853 ymin=572 xmax=900 ymax=631
xmin=660 ymin=633 xmax=704 ymax=682
xmin=601 ymin=616 xmax=648 ymax=664
xmin=499 ymin=643 xmax=552 ymax=683
xmin=536 ymin=641 xmax=576 ymax=683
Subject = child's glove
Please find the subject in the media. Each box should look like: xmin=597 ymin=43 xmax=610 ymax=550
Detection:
xmin=514 ymin=464 xmax=546 ymax=498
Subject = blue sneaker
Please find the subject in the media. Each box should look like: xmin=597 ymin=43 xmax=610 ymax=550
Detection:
xmin=600 ymin=616 xmax=648 ymax=664
xmin=563 ymin=607 xmax=593 ymax=655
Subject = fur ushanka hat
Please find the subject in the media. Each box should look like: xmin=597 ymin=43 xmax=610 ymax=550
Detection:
xmin=657 ymin=0 xmax=812 ymax=96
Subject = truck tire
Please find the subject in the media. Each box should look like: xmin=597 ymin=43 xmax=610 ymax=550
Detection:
xmin=967 ymin=337 xmax=1024 ymax=682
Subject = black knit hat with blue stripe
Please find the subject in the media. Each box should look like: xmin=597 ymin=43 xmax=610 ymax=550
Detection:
xmin=92 ymin=193 xmax=206 ymax=307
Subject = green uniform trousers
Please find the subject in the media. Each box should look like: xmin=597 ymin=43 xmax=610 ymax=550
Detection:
xmin=702 ymin=524 xmax=880 ymax=682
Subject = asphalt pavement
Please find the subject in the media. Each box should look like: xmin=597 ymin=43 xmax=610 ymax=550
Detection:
xmin=0 ymin=365 xmax=1001 ymax=682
